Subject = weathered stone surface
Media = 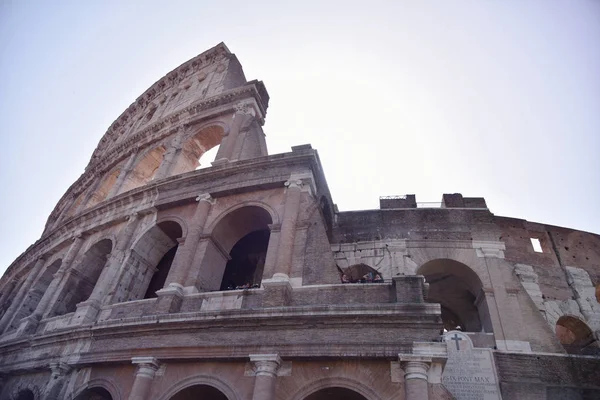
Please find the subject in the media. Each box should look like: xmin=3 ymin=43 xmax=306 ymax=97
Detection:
xmin=0 ymin=43 xmax=599 ymax=400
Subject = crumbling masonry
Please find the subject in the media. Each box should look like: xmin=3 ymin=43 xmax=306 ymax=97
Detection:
xmin=1 ymin=43 xmax=599 ymax=400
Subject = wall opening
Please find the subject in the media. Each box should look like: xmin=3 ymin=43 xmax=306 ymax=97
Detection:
xmin=171 ymin=125 xmax=224 ymax=175
xmin=199 ymin=206 xmax=272 ymax=292
xmin=51 ymin=239 xmax=113 ymax=317
xmin=7 ymin=259 xmax=62 ymax=331
xmin=119 ymin=145 xmax=166 ymax=193
xmin=169 ymin=384 xmax=228 ymax=400
xmin=125 ymin=220 xmax=183 ymax=301
xmin=531 ymin=238 xmax=543 ymax=253
xmin=304 ymin=387 xmax=368 ymax=400
xmin=14 ymin=389 xmax=35 ymax=400
xmin=418 ymin=259 xmax=491 ymax=333
xmin=196 ymin=145 xmax=220 ymax=170
xmin=555 ymin=316 xmax=597 ymax=355
xmin=220 ymin=229 xmax=270 ymax=290
xmin=73 ymin=387 xmax=113 ymax=400
xmin=85 ymin=167 xmax=121 ymax=209
xmin=339 ymin=263 xmax=383 ymax=283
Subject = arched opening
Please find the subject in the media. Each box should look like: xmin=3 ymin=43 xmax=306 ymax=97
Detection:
xmin=73 ymin=387 xmax=113 ymax=400
xmin=7 ymin=259 xmax=62 ymax=331
xmin=418 ymin=259 xmax=491 ymax=333
xmin=339 ymin=263 xmax=383 ymax=284
xmin=51 ymin=239 xmax=113 ymax=317
xmin=119 ymin=145 xmax=166 ymax=193
xmin=85 ymin=167 xmax=121 ymax=209
xmin=220 ymin=229 xmax=270 ymax=290
xmin=14 ymin=389 xmax=35 ymax=400
xmin=125 ymin=221 xmax=183 ymax=301
xmin=198 ymin=206 xmax=272 ymax=292
xmin=556 ymin=316 xmax=597 ymax=355
xmin=304 ymin=387 xmax=368 ymax=400
xmin=169 ymin=384 xmax=228 ymax=400
xmin=171 ymin=125 xmax=224 ymax=175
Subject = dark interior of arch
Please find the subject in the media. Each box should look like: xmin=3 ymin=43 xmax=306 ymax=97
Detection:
xmin=170 ymin=384 xmax=228 ymax=400
xmin=304 ymin=387 xmax=368 ymax=400
xmin=220 ymin=229 xmax=270 ymax=290
xmin=53 ymin=239 xmax=113 ymax=317
xmin=142 ymin=220 xmax=183 ymax=299
xmin=418 ymin=259 xmax=488 ymax=333
xmin=73 ymin=387 xmax=113 ymax=400
xmin=15 ymin=389 xmax=35 ymax=400
xmin=7 ymin=259 xmax=63 ymax=331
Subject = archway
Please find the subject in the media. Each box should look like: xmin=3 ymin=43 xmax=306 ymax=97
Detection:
xmin=7 ymin=259 xmax=62 ymax=331
xmin=51 ymin=239 xmax=113 ymax=317
xmin=220 ymin=229 xmax=270 ymax=290
xmin=339 ymin=263 xmax=382 ymax=283
xmin=169 ymin=384 xmax=228 ymax=400
xmin=304 ymin=387 xmax=368 ymax=400
xmin=85 ymin=167 xmax=121 ymax=209
xmin=124 ymin=221 xmax=183 ymax=301
xmin=198 ymin=206 xmax=272 ymax=292
xmin=417 ymin=259 xmax=491 ymax=333
xmin=171 ymin=125 xmax=224 ymax=174
xmin=556 ymin=316 xmax=597 ymax=355
xmin=119 ymin=145 xmax=166 ymax=193
xmin=73 ymin=387 xmax=113 ymax=400
xmin=14 ymin=389 xmax=35 ymax=400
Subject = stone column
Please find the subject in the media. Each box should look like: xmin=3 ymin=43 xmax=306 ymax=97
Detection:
xmin=73 ymin=213 xmax=140 ymax=323
xmin=18 ymin=235 xmax=86 ymax=333
xmin=43 ymin=362 xmax=71 ymax=400
xmin=215 ymin=103 xmax=256 ymax=163
xmin=0 ymin=256 xmax=46 ymax=333
xmin=108 ymin=151 xmax=139 ymax=197
xmin=272 ymin=178 xmax=303 ymax=279
xmin=165 ymin=194 xmax=214 ymax=288
xmin=400 ymin=356 xmax=431 ymax=400
xmin=250 ymin=354 xmax=281 ymax=400
xmin=153 ymin=134 xmax=183 ymax=180
xmin=129 ymin=357 xmax=160 ymax=400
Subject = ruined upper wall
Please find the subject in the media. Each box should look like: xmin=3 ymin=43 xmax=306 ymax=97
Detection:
xmin=87 ymin=43 xmax=257 ymax=166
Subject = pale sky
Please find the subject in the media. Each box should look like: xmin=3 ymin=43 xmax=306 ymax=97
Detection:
xmin=1 ymin=0 xmax=599 ymax=276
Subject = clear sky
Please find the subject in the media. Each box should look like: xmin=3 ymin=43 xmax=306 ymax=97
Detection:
xmin=1 ymin=0 xmax=599 ymax=275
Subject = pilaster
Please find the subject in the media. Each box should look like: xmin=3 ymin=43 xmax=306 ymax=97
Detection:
xmin=129 ymin=357 xmax=160 ymax=400
xmin=250 ymin=354 xmax=281 ymax=400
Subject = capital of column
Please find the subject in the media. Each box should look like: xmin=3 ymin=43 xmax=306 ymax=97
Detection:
xmin=132 ymin=357 xmax=160 ymax=379
xmin=195 ymin=193 xmax=215 ymax=204
xmin=399 ymin=355 xmax=431 ymax=381
xmin=249 ymin=354 xmax=282 ymax=378
xmin=234 ymin=100 xmax=258 ymax=117
xmin=49 ymin=361 xmax=71 ymax=378
xmin=284 ymin=179 xmax=303 ymax=190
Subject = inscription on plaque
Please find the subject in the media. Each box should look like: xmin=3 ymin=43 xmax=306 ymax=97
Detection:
xmin=442 ymin=331 xmax=502 ymax=400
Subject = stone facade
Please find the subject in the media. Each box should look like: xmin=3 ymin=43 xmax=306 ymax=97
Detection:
xmin=0 ymin=43 xmax=599 ymax=400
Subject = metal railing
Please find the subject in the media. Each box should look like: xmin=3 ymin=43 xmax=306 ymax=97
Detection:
xmin=379 ymin=195 xmax=407 ymax=200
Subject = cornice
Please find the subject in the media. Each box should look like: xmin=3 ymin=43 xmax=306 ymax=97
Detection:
xmin=4 ymin=151 xmax=322 ymax=279
xmin=45 ymin=83 xmax=266 ymax=231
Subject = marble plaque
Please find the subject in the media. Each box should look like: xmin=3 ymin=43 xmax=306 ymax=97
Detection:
xmin=441 ymin=331 xmax=502 ymax=400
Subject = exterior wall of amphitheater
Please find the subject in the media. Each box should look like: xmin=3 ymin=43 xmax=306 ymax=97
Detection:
xmin=0 ymin=43 xmax=599 ymax=400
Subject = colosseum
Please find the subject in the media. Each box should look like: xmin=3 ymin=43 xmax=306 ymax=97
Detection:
xmin=0 ymin=43 xmax=599 ymax=400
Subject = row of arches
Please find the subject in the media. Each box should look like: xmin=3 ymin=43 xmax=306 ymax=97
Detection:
xmin=70 ymin=385 xmax=368 ymax=400
xmin=5 ymin=205 xmax=274 ymax=328
xmin=62 ymin=124 xmax=225 ymax=220
xmin=341 ymin=258 xmax=598 ymax=355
